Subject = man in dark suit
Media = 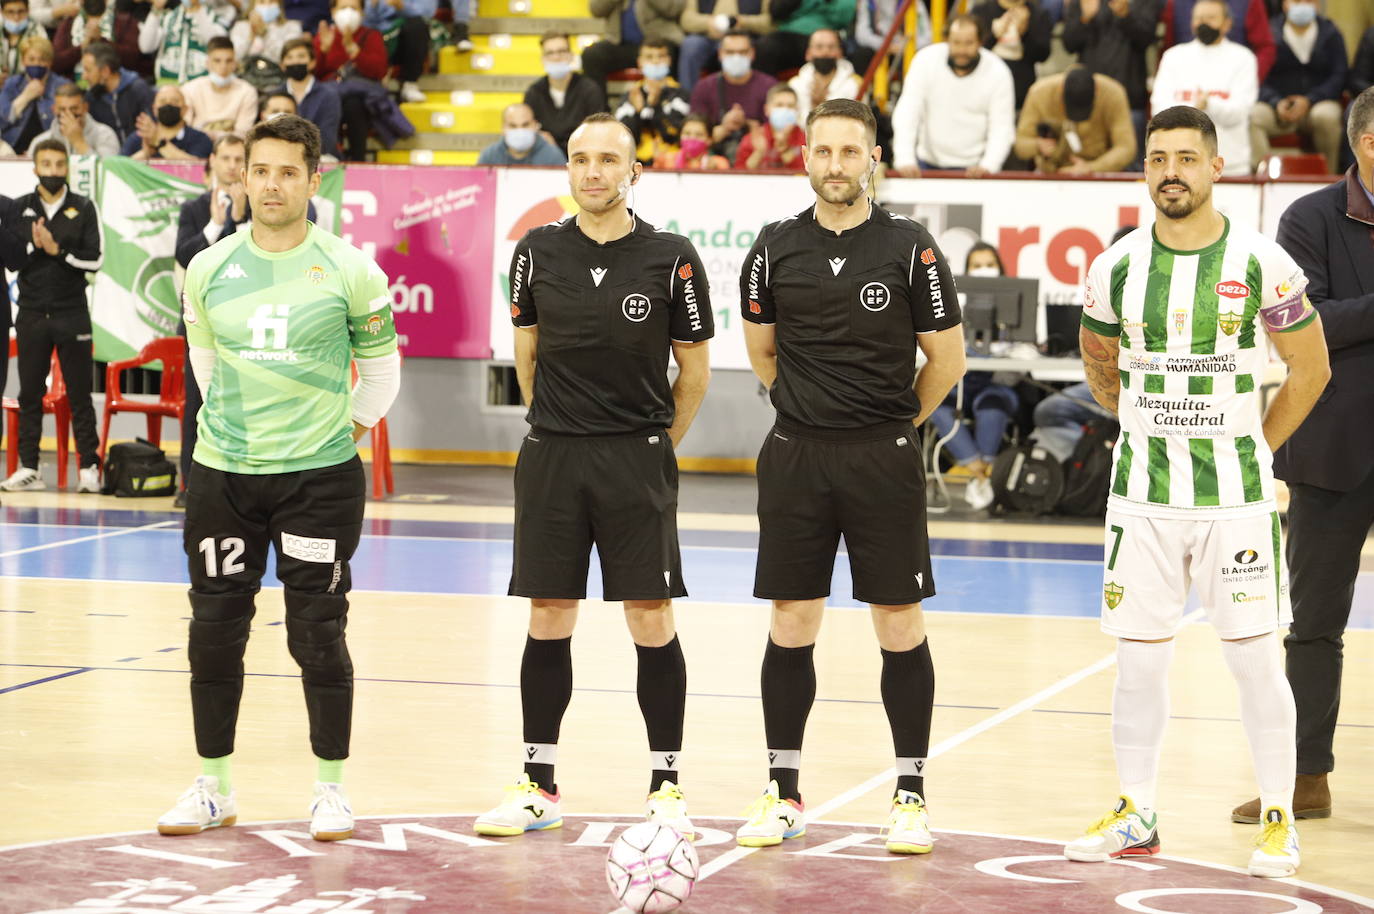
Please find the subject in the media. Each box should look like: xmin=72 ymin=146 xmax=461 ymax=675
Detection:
xmin=174 ymin=134 xmax=248 ymax=508
xmin=1232 ymin=86 xmax=1374 ymax=824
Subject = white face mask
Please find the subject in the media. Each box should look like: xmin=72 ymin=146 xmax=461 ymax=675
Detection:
xmin=968 ymin=265 xmax=1000 ymax=277
xmin=721 ymin=53 xmax=751 ymax=79
xmin=332 ymin=7 xmax=361 ymax=30
xmin=504 ymin=127 xmax=536 ymax=152
xmin=209 ymin=71 xmax=233 ymax=87
xmin=257 ymin=2 xmax=280 ymax=21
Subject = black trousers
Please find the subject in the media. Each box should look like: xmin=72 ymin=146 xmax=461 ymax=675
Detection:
xmin=1284 ymin=468 xmax=1374 ymax=774
xmin=180 ymin=335 xmax=201 ymax=486
xmin=391 ymin=16 xmax=430 ymax=82
xmin=0 ymin=300 xmax=9 ymax=453
xmin=341 ymin=93 xmax=370 ymax=162
xmin=581 ymin=40 xmax=643 ymax=87
xmin=14 ymin=308 xmax=100 ymax=470
xmin=184 ymin=456 xmax=366 ymax=760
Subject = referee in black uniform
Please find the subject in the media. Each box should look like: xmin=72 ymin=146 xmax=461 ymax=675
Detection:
xmin=475 ymin=112 xmax=714 ymax=840
xmin=0 ymin=138 xmax=104 ymax=494
xmin=733 ymin=98 xmax=966 ymax=853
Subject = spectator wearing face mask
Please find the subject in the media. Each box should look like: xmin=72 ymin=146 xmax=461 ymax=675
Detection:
xmin=581 ymin=0 xmax=684 ymax=90
xmin=1 ymin=0 xmax=46 ymax=80
xmin=478 ymin=101 xmax=566 ymax=164
xmin=677 ymin=0 xmax=770 ymax=92
xmin=183 ymin=36 xmax=259 ymax=140
xmin=614 ymin=38 xmax=690 ymax=163
xmin=81 ymin=39 xmax=153 ymax=144
xmin=734 ymin=82 xmax=803 ymax=169
xmin=688 ymin=29 xmax=774 ymax=157
xmin=522 ymin=30 xmax=607 ymax=153
xmin=753 ymin=0 xmax=853 ymax=77
xmin=0 ymin=35 xmax=67 ymax=154
xmin=1161 ymin=0 xmax=1276 ymax=81
xmin=1151 ymin=0 xmax=1259 ymax=174
xmin=52 ymin=0 xmax=146 ymax=80
xmin=654 ymin=110 xmax=730 ymax=168
xmin=1251 ymin=0 xmax=1348 ymax=174
xmin=277 ymin=36 xmax=341 ymax=156
xmin=140 ymin=0 xmax=234 ymax=83
xmin=787 ymin=28 xmax=861 ymax=119
xmin=121 ymin=83 xmax=214 ymax=159
xmin=232 ymin=0 xmax=304 ymax=63
xmin=29 ymin=80 xmax=118 ymax=154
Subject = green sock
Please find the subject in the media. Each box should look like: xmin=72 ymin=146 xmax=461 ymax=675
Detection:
xmin=317 ymin=757 xmax=344 ymax=784
xmin=201 ymin=755 xmax=232 ymax=794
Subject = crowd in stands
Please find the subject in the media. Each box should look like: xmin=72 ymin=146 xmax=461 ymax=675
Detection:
xmin=473 ymin=0 xmax=1372 ymax=178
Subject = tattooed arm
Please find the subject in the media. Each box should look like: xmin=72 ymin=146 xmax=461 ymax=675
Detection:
xmin=1079 ymin=325 xmax=1122 ymax=414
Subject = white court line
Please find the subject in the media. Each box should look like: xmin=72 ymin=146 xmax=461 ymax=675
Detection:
xmin=0 ymin=520 xmax=179 ymax=560
xmin=693 ymin=609 xmax=1207 ymax=884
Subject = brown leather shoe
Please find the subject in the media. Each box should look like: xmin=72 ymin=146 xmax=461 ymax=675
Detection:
xmin=1231 ymin=773 xmax=1332 ymax=823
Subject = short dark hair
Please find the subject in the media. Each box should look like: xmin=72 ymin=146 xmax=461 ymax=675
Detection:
xmin=1 ymin=0 xmax=29 ymax=10
xmin=281 ymin=36 xmax=315 ymax=60
xmin=206 ymin=35 xmax=234 ymax=54
xmin=682 ymin=112 xmax=711 ymax=133
xmin=31 ymin=137 xmax=68 ymax=161
xmin=1348 ymin=86 xmax=1374 ymax=153
xmin=54 ymin=82 xmax=85 ymax=100
xmin=1146 ymin=104 xmax=1218 ymax=156
xmin=245 ymin=113 xmax=321 ymax=174
xmin=721 ymin=28 xmax=753 ymax=44
xmin=259 ymin=90 xmax=296 ymax=115
xmin=539 ymin=29 xmax=570 ymax=49
xmin=83 ymin=39 xmax=120 ymax=73
xmin=964 ymin=241 xmax=1004 ymax=275
xmin=805 ymin=97 xmax=877 ymax=146
xmin=946 ymin=13 xmax=985 ymax=42
xmin=573 ymin=111 xmax=637 ymax=157
xmin=765 ymin=83 xmax=796 ymax=104
xmin=639 ymin=37 xmax=671 ymax=54
xmin=212 ymin=133 xmax=245 ymax=155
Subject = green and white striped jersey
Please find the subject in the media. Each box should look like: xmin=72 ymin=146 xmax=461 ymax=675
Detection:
xmin=1081 ymin=217 xmax=1315 ymax=518
xmin=183 ymin=223 xmax=397 ymax=475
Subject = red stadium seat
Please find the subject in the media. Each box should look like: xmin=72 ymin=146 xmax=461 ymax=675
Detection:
xmin=99 ymin=336 xmax=186 ymax=460
xmin=4 ymin=338 xmax=72 ymax=490
xmin=1262 ymin=154 xmax=1329 ymax=178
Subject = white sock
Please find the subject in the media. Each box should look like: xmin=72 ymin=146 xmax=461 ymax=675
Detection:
xmin=1112 ymin=639 xmax=1175 ymax=815
xmin=1221 ymin=633 xmax=1296 ymax=818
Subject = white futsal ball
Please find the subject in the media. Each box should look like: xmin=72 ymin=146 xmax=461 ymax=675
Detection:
xmin=605 ymin=822 xmax=700 ymax=913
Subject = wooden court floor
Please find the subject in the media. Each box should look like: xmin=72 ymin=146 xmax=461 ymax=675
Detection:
xmin=1 ymin=481 xmax=1371 ymax=912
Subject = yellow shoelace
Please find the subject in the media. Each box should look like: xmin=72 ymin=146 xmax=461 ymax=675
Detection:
xmin=1255 ymin=819 xmax=1292 ymax=855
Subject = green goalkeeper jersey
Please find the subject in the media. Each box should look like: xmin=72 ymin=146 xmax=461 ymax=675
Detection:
xmin=183 ymin=222 xmax=397 ymax=475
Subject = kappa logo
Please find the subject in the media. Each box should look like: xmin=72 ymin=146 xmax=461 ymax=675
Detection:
xmin=860 ymin=281 xmax=890 ymax=312
xmin=590 ymin=267 xmax=608 ymax=287
xmin=828 ymin=257 xmax=846 ymax=276
xmin=622 ymin=293 xmax=651 ymax=322
xmin=1215 ymin=280 xmax=1250 ymax=299
xmin=919 ymin=248 xmax=937 ymax=266
xmin=223 ymin=263 xmax=248 ymax=279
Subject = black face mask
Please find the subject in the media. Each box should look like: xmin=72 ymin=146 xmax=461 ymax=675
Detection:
xmin=1194 ymin=22 xmax=1222 ymax=44
xmin=38 ymin=174 xmax=66 ymax=194
xmin=284 ymin=62 xmax=309 ymax=81
xmin=156 ymin=104 xmax=182 ymax=127
xmin=811 ymin=56 xmax=837 ymax=75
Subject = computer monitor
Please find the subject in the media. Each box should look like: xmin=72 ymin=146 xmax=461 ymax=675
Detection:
xmin=953 ymin=275 xmax=1039 ymax=353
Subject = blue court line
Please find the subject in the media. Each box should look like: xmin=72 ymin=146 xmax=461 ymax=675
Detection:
xmin=0 ymin=668 xmax=92 ymax=694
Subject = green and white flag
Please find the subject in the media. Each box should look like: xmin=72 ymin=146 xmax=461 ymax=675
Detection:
xmin=91 ymin=157 xmax=202 ymax=362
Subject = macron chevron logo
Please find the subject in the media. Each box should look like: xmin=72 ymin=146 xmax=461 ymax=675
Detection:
xmin=828 ymin=257 xmax=846 ymax=276
xmin=590 ymin=267 xmax=607 ymax=286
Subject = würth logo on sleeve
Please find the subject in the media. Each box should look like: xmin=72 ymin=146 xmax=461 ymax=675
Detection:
xmin=1215 ymin=280 xmax=1250 ymax=299
xmin=677 ymin=263 xmax=693 ymax=280
xmin=919 ymin=248 xmax=937 ymax=266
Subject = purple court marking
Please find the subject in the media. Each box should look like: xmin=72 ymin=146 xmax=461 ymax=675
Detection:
xmin=0 ymin=668 xmax=92 ymax=695
xmin=0 ymin=816 xmax=1368 ymax=914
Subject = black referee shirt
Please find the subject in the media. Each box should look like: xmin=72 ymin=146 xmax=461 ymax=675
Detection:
xmin=741 ymin=205 xmax=961 ymax=429
xmin=510 ymin=212 xmax=715 ymax=436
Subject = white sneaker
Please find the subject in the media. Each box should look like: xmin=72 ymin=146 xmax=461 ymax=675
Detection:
xmin=735 ymin=780 xmax=805 ymax=847
xmin=474 ymin=774 xmax=563 ymax=836
xmin=400 ymin=82 xmax=426 ymax=103
xmin=77 ymin=465 xmax=100 ymax=493
xmin=1248 ymin=807 xmax=1300 ymax=878
xmin=455 ymin=36 xmax=474 ymax=51
xmin=310 ymin=782 xmax=354 ymax=841
xmin=1064 ymin=795 xmax=1160 ymax=862
xmin=0 ymin=466 xmax=44 ymax=491
xmin=964 ymin=475 xmax=994 ymax=510
xmin=157 ymin=775 xmax=237 ymax=835
xmin=883 ymin=789 xmax=933 ymax=854
xmin=646 ymin=780 xmax=696 ymax=840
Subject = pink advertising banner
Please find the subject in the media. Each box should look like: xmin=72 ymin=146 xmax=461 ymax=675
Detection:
xmin=339 ymin=166 xmax=496 ymax=358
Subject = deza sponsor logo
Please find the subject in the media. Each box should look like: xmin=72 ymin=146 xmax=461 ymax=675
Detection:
xmin=1215 ymin=280 xmax=1250 ymax=299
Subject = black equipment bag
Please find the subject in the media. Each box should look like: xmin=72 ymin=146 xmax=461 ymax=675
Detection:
xmin=101 ymin=438 xmax=178 ymax=497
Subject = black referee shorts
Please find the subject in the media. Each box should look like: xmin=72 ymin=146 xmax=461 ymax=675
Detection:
xmin=754 ymin=419 xmax=936 ymax=606
xmin=510 ymin=429 xmax=686 ymax=602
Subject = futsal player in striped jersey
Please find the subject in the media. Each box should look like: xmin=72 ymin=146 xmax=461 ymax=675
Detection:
xmin=1064 ymin=106 xmax=1330 ymax=878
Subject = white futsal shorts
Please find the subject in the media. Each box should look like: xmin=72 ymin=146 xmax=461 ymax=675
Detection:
xmin=1099 ymin=506 xmax=1291 ymax=640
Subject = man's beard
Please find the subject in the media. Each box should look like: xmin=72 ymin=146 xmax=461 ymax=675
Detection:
xmin=1151 ymin=180 xmax=1208 ymax=220
xmin=811 ymin=172 xmax=865 ymax=206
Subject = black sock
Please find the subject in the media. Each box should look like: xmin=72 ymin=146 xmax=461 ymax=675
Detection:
xmin=520 ymin=634 xmax=573 ymax=793
xmin=762 ymin=638 xmax=815 ymax=803
xmin=636 ymin=635 xmax=687 ymax=793
xmin=882 ymin=639 xmax=934 ymax=799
